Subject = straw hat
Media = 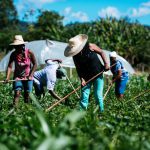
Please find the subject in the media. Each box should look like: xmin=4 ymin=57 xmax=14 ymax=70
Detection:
xmin=10 ymin=35 xmax=28 ymax=45
xmin=64 ymin=34 xmax=88 ymax=57
xmin=109 ymin=51 xmax=117 ymax=57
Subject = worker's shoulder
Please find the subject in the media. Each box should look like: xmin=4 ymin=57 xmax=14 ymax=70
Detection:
xmin=27 ymin=49 xmax=36 ymax=59
xmin=27 ymin=49 xmax=34 ymax=54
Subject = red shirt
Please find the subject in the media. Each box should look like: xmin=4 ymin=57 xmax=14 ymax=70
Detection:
xmin=12 ymin=49 xmax=31 ymax=79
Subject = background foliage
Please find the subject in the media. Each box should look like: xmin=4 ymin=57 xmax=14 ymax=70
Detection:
xmin=0 ymin=0 xmax=150 ymax=71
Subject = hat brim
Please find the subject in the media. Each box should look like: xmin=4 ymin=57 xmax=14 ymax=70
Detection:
xmin=64 ymin=38 xmax=88 ymax=57
xmin=10 ymin=41 xmax=28 ymax=45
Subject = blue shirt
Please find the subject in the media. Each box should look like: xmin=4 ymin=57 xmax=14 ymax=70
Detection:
xmin=111 ymin=60 xmax=129 ymax=80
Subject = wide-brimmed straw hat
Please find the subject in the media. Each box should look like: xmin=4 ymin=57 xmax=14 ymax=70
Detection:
xmin=10 ymin=35 xmax=28 ymax=45
xmin=64 ymin=34 xmax=88 ymax=57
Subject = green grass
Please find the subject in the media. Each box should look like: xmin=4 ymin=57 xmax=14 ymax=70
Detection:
xmin=0 ymin=75 xmax=149 ymax=150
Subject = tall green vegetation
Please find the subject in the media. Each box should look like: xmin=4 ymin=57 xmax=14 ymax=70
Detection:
xmin=92 ymin=18 xmax=150 ymax=69
xmin=62 ymin=18 xmax=150 ymax=70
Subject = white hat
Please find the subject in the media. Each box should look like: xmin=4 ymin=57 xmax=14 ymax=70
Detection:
xmin=64 ymin=34 xmax=88 ymax=57
xmin=109 ymin=51 xmax=117 ymax=57
xmin=46 ymin=60 xmax=57 ymax=65
xmin=10 ymin=35 xmax=28 ymax=45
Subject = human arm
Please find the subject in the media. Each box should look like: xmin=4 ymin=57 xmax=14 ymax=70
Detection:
xmin=110 ymin=61 xmax=123 ymax=84
xmin=89 ymin=43 xmax=109 ymax=71
xmin=29 ymin=50 xmax=37 ymax=80
xmin=76 ymin=68 xmax=86 ymax=86
xmin=111 ymin=70 xmax=122 ymax=84
xmin=49 ymin=90 xmax=61 ymax=100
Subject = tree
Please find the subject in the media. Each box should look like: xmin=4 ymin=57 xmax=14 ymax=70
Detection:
xmin=0 ymin=0 xmax=18 ymax=29
xmin=25 ymin=11 xmax=64 ymax=41
xmin=63 ymin=22 xmax=93 ymax=42
xmin=0 ymin=0 xmax=19 ymax=52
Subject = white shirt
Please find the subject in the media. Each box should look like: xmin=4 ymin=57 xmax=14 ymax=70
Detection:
xmin=33 ymin=62 xmax=59 ymax=90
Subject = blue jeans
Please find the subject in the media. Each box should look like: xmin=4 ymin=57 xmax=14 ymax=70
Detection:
xmin=13 ymin=80 xmax=33 ymax=92
xmin=115 ymin=76 xmax=129 ymax=95
xmin=80 ymin=76 xmax=104 ymax=112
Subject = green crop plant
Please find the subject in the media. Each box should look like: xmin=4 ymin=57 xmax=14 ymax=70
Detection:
xmin=0 ymin=75 xmax=149 ymax=150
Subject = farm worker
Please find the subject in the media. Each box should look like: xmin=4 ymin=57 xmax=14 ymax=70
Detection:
xmin=64 ymin=34 xmax=109 ymax=112
xmin=109 ymin=51 xmax=129 ymax=98
xmin=5 ymin=35 xmax=37 ymax=105
xmin=33 ymin=59 xmax=62 ymax=100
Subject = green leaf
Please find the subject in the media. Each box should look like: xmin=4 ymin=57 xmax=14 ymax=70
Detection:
xmin=0 ymin=143 xmax=9 ymax=150
xmin=37 ymin=135 xmax=71 ymax=150
xmin=35 ymin=110 xmax=51 ymax=137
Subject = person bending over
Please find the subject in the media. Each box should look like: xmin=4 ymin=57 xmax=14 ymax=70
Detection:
xmin=64 ymin=34 xmax=109 ymax=112
xmin=109 ymin=51 xmax=129 ymax=99
xmin=33 ymin=59 xmax=62 ymax=100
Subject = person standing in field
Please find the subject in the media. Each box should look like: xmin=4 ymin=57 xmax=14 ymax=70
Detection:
xmin=5 ymin=35 xmax=37 ymax=106
xmin=64 ymin=34 xmax=109 ymax=112
xmin=33 ymin=59 xmax=62 ymax=100
xmin=109 ymin=51 xmax=129 ymax=98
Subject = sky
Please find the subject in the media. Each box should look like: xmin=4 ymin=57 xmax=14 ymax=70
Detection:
xmin=13 ymin=0 xmax=150 ymax=25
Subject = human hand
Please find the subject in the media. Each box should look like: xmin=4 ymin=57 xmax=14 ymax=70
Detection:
xmin=110 ymin=81 xmax=113 ymax=86
xmin=104 ymin=64 xmax=110 ymax=71
xmin=81 ymin=78 xmax=86 ymax=86
xmin=110 ymin=79 xmax=115 ymax=85
xmin=4 ymin=79 xmax=9 ymax=84
xmin=27 ymin=76 xmax=33 ymax=80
